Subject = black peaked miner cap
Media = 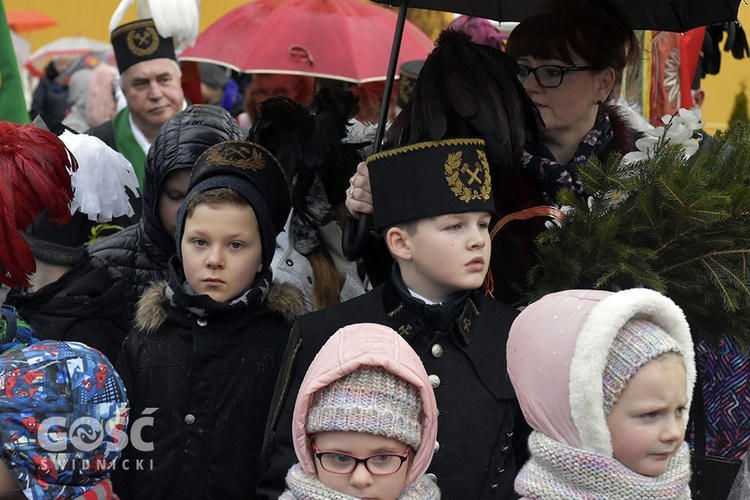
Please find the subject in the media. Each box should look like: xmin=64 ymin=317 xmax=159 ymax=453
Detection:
xmin=111 ymin=19 xmax=176 ymax=74
xmin=367 ymin=138 xmax=495 ymax=231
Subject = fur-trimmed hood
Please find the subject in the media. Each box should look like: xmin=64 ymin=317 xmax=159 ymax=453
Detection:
xmin=507 ymin=288 xmax=695 ymax=457
xmin=134 ymin=279 xmax=307 ymax=333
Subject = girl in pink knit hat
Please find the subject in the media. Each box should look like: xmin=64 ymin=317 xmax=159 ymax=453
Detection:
xmin=281 ymin=323 xmax=440 ymax=500
xmin=507 ymin=288 xmax=695 ymax=498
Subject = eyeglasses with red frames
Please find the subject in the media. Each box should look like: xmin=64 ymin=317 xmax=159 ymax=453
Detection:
xmin=311 ymin=442 xmax=412 ymax=476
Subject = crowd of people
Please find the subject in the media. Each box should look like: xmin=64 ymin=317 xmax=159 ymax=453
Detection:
xmin=1 ymin=0 xmax=748 ymax=498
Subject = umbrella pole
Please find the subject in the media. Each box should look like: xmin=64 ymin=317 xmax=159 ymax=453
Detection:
xmin=374 ymin=0 xmax=410 ymax=151
xmin=342 ymin=0 xmax=411 ymax=261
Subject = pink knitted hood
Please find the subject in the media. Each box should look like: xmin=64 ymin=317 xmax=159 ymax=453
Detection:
xmin=291 ymin=323 xmax=438 ymax=487
xmin=507 ymin=288 xmax=695 ymax=456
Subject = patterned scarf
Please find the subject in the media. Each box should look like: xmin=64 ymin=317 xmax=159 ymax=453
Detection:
xmin=282 ymin=463 xmax=441 ymax=500
xmin=164 ymin=256 xmax=271 ymax=318
xmin=515 ymin=432 xmax=691 ymax=498
xmin=522 ymin=111 xmax=614 ymax=205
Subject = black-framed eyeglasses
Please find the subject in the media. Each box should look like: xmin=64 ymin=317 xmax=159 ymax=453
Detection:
xmin=517 ymin=64 xmax=593 ymax=88
xmin=311 ymin=442 xmax=411 ymax=476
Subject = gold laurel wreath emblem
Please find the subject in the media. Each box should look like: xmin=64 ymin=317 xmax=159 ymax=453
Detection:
xmin=205 ymin=145 xmax=266 ymax=171
xmin=444 ymin=149 xmax=492 ymax=202
xmin=127 ymin=27 xmax=160 ymax=57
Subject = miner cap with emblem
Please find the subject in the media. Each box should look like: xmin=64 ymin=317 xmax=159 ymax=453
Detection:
xmin=175 ymin=141 xmax=291 ymax=265
xmin=367 ymin=138 xmax=495 ymax=230
xmin=111 ymin=18 xmax=176 ymax=74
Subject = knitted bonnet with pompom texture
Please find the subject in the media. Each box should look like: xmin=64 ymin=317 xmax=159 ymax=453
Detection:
xmin=305 ymin=366 xmax=423 ymax=449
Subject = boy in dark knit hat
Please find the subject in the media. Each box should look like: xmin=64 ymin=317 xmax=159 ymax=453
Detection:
xmin=259 ymin=139 xmax=528 ymax=499
xmin=114 ymin=141 xmax=305 ymax=499
xmin=88 ymin=105 xmax=244 ymax=323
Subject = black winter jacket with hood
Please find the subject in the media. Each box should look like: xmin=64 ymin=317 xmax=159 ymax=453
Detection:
xmin=113 ymin=259 xmax=306 ymax=500
xmin=89 ymin=105 xmax=242 ymax=319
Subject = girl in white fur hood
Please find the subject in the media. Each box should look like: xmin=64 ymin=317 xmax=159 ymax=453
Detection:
xmin=507 ymin=288 xmax=695 ymax=498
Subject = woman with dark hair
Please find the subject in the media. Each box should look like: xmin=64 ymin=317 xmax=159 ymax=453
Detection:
xmin=505 ymin=0 xmax=642 ymax=204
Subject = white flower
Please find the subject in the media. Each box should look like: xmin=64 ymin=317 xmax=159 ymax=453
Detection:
xmin=664 ymin=108 xmax=705 ymax=131
xmin=622 ymin=108 xmax=704 ymax=165
xmin=604 ymin=189 xmax=629 ymax=209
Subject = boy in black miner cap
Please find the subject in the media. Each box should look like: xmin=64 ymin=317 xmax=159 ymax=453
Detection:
xmin=258 ymin=139 xmax=528 ymax=499
xmin=114 ymin=141 xmax=306 ymax=499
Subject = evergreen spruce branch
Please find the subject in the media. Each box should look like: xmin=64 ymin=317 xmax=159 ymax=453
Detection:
xmin=658 ymin=249 xmax=750 ymax=276
xmin=705 ymin=256 xmax=750 ymax=298
xmin=696 ymin=257 xmax=744 ymax=312
xmin=528 ymin=121 xmax=750 ymax=344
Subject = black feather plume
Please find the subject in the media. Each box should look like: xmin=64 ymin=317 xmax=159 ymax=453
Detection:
xmin=388 ymin=29 xmax=543 ymax=177
xmin=246 ymin=87 xmax=361 ymax=230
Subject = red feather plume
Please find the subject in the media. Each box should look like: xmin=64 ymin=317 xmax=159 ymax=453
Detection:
xmin=0 ymin=122 xmax=78 ymax=288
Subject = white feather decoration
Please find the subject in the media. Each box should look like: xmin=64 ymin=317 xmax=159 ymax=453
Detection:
xmin=109 ymin=0 xmax=136 ymax=34
xmin=108 ymin=0 xmax=199 ymax=49
xmin=59 ymin=131 xmax=141 ymax=223
xmin=147 ymin=0 xmax=200 ymax=49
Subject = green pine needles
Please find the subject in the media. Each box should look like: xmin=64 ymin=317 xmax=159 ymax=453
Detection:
xmin=527 ymin=121 xmax=750 ymax=344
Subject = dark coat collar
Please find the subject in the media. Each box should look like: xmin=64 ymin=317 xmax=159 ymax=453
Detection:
xmin=382 ymin=266 xmax=481 ymax=346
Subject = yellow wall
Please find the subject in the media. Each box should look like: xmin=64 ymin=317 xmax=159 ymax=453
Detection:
xmin=7 ymin=0 xmax=748 ymax=132
xmin=5 ymin=0 xmax=252 ymax=50
xmin=701 ymin=2 xmax=750 ymax=133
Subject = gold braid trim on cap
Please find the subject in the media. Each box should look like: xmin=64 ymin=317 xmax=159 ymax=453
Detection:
xmin=111 ymin=19 xmax=158 ymax=37
xmin=366 ymin=138 xmax=486 ymax=162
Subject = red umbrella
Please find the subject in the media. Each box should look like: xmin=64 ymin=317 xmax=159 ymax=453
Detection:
xmin=6 ymin=10 xmax=57 ymax=33
xmin=179 ymin=0 xmax=435 ymax=84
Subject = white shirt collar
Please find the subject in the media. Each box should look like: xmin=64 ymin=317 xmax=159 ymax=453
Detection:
xmin=128 ymin=112 xmax=151 ymax=154
xmin=408 ymin=288 xmax=440 ymax=305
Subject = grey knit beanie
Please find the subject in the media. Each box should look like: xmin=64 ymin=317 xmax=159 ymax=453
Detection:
xmin=306 ymin=367 xmax=423 ymax=450
xmin=602 ymin=319 xmax=683 ymax=415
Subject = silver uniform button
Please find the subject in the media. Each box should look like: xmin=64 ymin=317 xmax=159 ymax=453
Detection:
xmin=184 ymin=414 xmax=196 ymax=425
xmin=197 ymin=318 xmax=207 ymax=327
xmin=429 ymin=374 xmax=441 ymax=389
xmin=431 ymin=344 xmax=443 ymax=358
xmin=434 ymin=440 xmax=440 ymax=453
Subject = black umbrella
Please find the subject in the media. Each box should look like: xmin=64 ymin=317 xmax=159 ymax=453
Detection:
xmin=370 ymin=0 xmax=744 ymax=33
